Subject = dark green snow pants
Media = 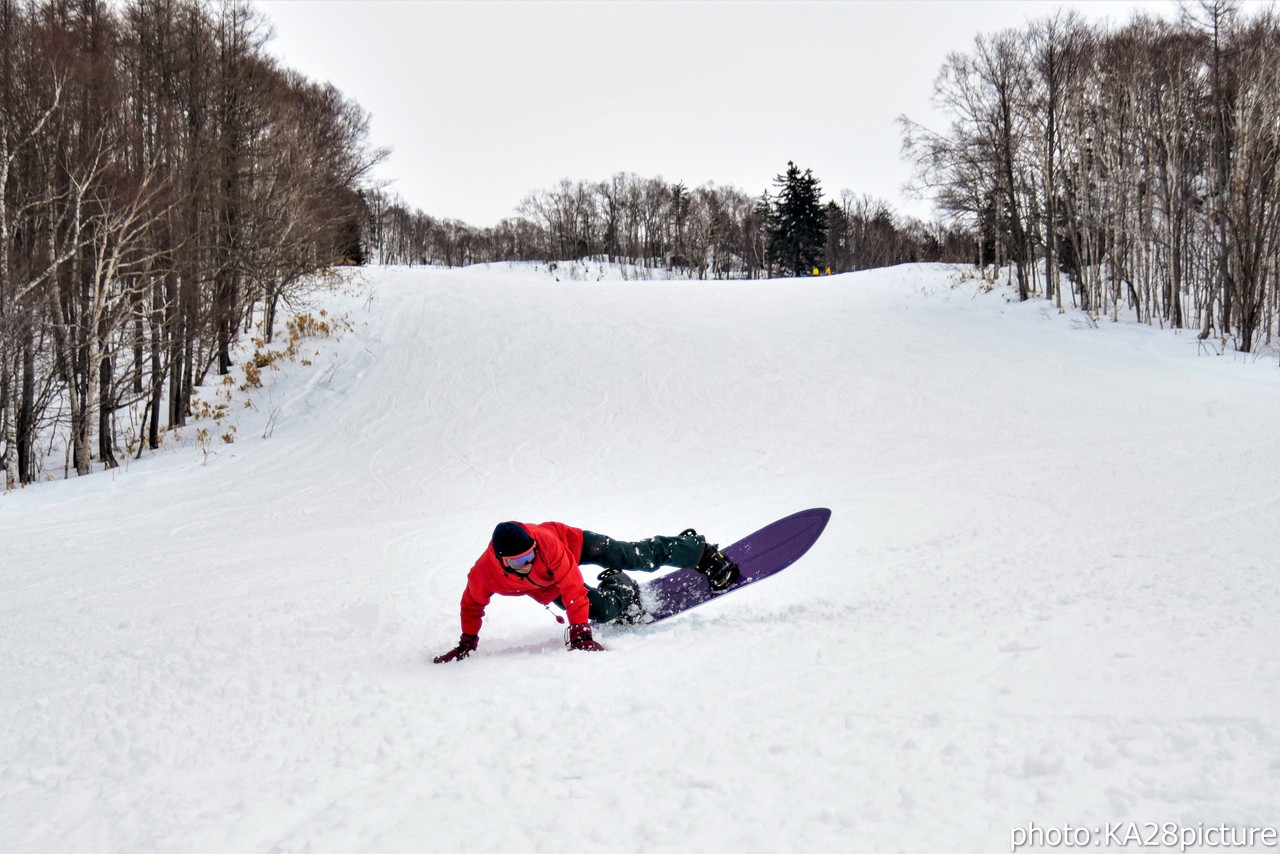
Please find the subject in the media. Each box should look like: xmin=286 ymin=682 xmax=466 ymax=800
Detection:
xmin=562 ymin=530 xmax=705 ymax=623
xmin=579 ymin=530 xmax=705 ymax=574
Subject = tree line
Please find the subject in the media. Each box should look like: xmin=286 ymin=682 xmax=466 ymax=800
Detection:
xmin=361 ymin=168 xmax=974 ymax=279
xmin=0 ymin=0 xmax=378 ymax=488
xmin=903 ymin=1 xmax=1280 ymax=353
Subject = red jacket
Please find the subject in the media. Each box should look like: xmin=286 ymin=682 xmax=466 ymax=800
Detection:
xmin=459 ymin=522 xmax=588 ymax=636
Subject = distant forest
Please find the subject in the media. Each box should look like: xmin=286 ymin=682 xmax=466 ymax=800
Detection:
xmin=903 ymin=0 xmax=1280 ymax=353
xmin=362 ymin=168 xmax=974 ymax=280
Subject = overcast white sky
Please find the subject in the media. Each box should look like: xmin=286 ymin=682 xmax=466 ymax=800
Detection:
xmin=253 ymin=0 xmax=1226 ymax=226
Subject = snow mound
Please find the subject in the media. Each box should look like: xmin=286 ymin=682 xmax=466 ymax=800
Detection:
xmin=3 ymin=263 xmax=1279 ymax=853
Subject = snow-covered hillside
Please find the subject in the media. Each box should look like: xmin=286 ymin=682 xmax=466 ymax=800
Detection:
xmin=3 ymin=263 xmax=1279 ymax=853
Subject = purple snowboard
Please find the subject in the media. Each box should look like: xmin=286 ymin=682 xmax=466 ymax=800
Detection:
xmin=638 ymin=508 xmax=832 ymax=624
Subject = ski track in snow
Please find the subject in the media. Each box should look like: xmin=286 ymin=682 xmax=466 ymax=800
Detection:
xmin=3 ymin=263 xmax=1280 ymax=853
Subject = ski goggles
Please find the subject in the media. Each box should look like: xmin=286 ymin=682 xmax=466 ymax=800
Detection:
xmin=503 ymin=546 xmax=537 ymax=573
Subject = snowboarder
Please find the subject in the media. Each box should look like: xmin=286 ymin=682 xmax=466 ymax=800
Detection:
xmin=433 ymin=521 xmax=739 ymax=661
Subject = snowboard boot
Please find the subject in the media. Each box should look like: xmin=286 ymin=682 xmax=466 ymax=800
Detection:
xmin=594 ymin=568 xmax=647 ymax=625
xmin=694 ymin=541 xmax=739 ymax=591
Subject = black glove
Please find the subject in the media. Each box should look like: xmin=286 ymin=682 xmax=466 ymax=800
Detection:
xmin=566 ymin=623 xmax=605 ymax=652
xmin=433 ymin=633 xmax=479 ymax=663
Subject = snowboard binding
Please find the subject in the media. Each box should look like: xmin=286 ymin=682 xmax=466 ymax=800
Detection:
xmin=596 ymin=568 xmax=648 ymax=625
xmin=682 ymin=529 xmax=740 ymax=592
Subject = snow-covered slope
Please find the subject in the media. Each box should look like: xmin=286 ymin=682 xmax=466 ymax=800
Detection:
xmin=3 ymin=263 xmax=1279 ymax=853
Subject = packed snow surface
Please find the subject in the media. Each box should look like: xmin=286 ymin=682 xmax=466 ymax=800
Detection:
xmin=3 ymin=263 xmax=1280 ymax=853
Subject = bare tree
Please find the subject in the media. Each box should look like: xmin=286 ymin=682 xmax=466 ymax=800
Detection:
xmin=905 ymin=1 xmax=1280 ymax=352
xmin=0 ymin=0 xmax=381 ymax=487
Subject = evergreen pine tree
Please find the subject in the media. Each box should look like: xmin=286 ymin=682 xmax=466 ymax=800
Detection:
xmin=766 ymin=161 xmax=828 ymax=276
